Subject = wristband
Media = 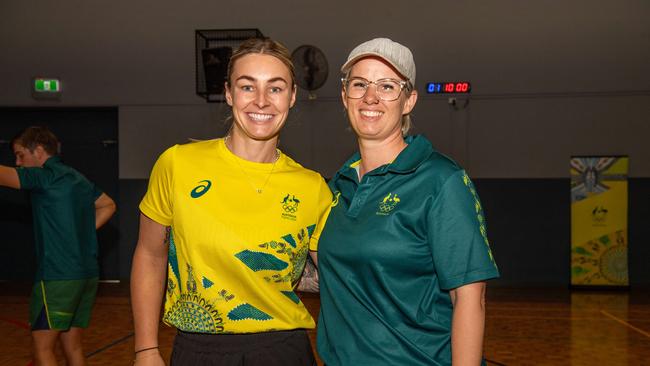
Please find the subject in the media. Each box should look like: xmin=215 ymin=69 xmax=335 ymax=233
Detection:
xmin=135 ymin=346 xmax=159 ymax=354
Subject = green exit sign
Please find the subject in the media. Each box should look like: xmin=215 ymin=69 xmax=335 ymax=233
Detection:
xmin=34 ymin=78 xmax=61 ymax=92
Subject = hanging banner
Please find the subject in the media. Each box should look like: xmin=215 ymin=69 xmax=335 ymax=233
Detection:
xmin=570 ymin=156 xmax=628 ymax=286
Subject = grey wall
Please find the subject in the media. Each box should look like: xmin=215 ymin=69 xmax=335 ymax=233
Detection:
xmin=2 ymin=1 xmax=649 ymax=284
xmin=1 ymin=0 xmax=648 ymax=178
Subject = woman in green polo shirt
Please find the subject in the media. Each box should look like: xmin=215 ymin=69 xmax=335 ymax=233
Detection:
xmin=315 ymin=38 xmax=500 ymax=366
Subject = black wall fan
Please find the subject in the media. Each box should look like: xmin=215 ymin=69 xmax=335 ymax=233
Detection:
xmin=291 ymin=45 xmax=328 ymax=99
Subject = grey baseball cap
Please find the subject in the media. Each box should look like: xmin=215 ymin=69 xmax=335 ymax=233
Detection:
xmin=341 ymin=38 xmax=416 ymax=86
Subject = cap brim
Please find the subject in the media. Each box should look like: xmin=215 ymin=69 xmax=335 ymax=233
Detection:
xmin=340 ymin=52 xmax=408 ymax=80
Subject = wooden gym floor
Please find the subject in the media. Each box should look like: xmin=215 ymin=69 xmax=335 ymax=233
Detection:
xmin=1 ymin=282 xmax=649 ymax=365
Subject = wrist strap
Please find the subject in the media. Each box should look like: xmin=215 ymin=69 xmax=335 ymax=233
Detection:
xmin=135 ymin=346 xmax=159 ymax=354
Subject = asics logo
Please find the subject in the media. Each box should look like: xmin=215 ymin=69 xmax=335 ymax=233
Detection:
xmin=190 ymin=180 xmax=212 ymax=198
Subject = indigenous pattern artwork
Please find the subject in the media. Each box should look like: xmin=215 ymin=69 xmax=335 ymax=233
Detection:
xmin=572 ymin=230 xmax=628 ymax=285
xmin=257 ymin=225 xmax=315 ymax=287
xmin=163 ymin=230 xmax=225 ymax=333
xmin=163 ymin=225 xmax=316 ymax=333
xmin=462 ymin=172 xmax=496 ymax=265
xmin=570 ymin=156 xmax=628 ymax=286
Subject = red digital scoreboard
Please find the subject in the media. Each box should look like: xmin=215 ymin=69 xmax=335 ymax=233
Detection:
xmin=426 ymin=82 xmax=471 ymax=94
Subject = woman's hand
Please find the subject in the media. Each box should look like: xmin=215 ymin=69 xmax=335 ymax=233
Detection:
xmin=133 ymin=348 xmax=165 ymax=366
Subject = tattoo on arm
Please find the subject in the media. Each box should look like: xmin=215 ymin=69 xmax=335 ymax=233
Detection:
xmin=164 ymin=227 xmax=171 ymax=246
xmin=296 ymin=255 xmax=319 ymax=293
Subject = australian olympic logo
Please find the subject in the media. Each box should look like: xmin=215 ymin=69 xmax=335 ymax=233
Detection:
xmin=377 ymin=193 xmax=400 ymax=215
xmin=592 ymin=205 xmax=608 ymax=225
xmin=281 ymin=194 xmax=300 ymax=221
xmin=282 ymin=194 xmax=300 ymax=213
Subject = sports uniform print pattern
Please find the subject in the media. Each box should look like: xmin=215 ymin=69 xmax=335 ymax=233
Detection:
xmin=163 ymin=225 xmax=316 ymax=333
xmin=462 ymin=172 xmax=497 ymax=265
xmin=163 ymin=231 xmax=226 ymax=333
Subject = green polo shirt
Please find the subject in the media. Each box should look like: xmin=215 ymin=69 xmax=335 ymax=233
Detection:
xmin=316 ymin=135 xmax=499 ymax=366
xmin=16 ymin=156 xmax=102 ymax=280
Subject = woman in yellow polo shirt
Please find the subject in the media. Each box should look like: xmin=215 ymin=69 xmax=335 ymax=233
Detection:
xmin=131 ymin=38 xmax=331 ymax=366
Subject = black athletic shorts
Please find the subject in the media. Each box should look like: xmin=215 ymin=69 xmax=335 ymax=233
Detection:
xmin=170 ymin=329 xmax=316 ymax=366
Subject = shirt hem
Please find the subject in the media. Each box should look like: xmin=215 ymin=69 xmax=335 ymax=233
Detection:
xmin=440 ymin=268 xmax=500 ymax=290
xmin=140 ymin=203 xmax=172 ymax=226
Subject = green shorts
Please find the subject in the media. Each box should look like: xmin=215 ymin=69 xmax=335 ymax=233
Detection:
xmin=29 ymin=277 xmax=98 ymax=331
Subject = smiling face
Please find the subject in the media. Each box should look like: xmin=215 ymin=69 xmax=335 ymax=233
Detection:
xmin=342 ymin=57 xmax=417 ymax=143
xmin=225 ymin=53 xmax=296 ymax=142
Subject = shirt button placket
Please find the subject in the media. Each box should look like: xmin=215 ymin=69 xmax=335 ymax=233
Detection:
xmin=347 ymin=178 xmax=373 ymax=218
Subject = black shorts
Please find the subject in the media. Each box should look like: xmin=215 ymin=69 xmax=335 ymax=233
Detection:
xmin=170 ymin=329 xmax=316 ymax=366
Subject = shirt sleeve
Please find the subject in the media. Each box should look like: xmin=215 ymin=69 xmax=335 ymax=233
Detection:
xmin=16 ymin=167 xmax=51 ymax=191
xmin=428 ymin=170 xmax=499 ymax=290
xmin=139 ymin=145 xmax=177 ymax=226
xmin=309 ymin=176 xmax=333 ymax=251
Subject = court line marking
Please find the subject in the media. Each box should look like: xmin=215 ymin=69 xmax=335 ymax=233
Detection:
xmin=488 ymin=315 xmax=611 ymax=320
xmin=86 ymin=332 xmax=134 ymax=358
xmin=0 ymin=316 xmax=30 ymax=330
xmin=486 ymin=358 xmax=508 ymax=366
xmin=600 ymin=310 xmax=650 ymax=338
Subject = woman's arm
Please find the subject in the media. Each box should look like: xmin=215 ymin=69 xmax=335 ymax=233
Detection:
xmin=131 ymin=213 xmax=169 ymax=365
xmin=450 ymin=281 xmax=487 ymax=366
xmin=296 ymin=251 xmax=319 ymax=292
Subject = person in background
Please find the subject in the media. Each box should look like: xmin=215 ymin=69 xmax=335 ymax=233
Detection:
xmin=0 ymin=126 xmax=116 ymax=366
xmin=315 ymin=38 xmax=499 ymax=366
xmin=130 ymin=37 xmax=331 ymax=366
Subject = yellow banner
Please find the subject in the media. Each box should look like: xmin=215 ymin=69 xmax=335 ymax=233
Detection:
xmin=570 ymin=157 xmax=628 ymax=286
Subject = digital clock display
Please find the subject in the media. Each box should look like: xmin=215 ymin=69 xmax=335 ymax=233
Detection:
xmin=426 ymin=82 xmax=471 ymax=94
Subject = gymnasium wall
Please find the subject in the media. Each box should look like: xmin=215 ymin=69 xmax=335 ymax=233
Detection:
xmin=1 ymin=1 xmax=649 ymax=285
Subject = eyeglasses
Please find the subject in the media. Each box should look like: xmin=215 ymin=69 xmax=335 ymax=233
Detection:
xmin=341 ymin=77 xmax=409 ymax=101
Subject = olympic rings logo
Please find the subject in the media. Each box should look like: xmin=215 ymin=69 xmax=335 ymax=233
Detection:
xmin=378 ymin=203 xmax=396 ymax=213
xmin=282 ymin=204 xmax=298 ymax=213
